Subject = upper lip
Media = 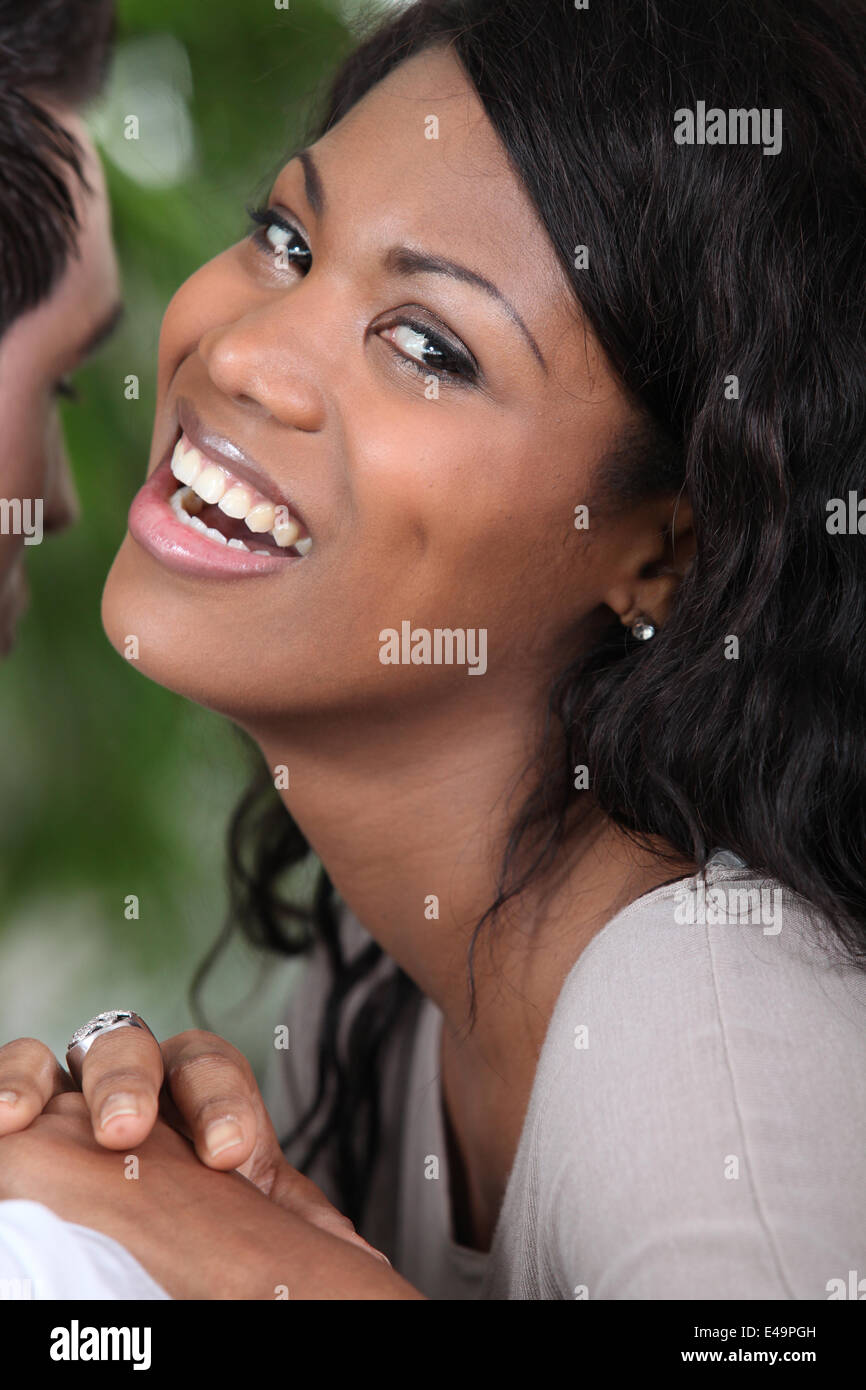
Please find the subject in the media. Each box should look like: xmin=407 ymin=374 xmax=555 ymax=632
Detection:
xmin=175 ymin=398 xmax=308 ymax=527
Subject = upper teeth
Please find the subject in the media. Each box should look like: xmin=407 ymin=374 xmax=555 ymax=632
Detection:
xmin=169 ymin=435 xmax=312 ymax=554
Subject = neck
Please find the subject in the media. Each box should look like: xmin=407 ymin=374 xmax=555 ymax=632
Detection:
xmin=251 ymin=688 xmax=692 ymax=1064
xmin=251 ymin=692 xmax=695 ymax=1251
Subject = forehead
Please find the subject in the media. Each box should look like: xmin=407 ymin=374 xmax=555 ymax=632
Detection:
xmin=51 ymin=112 xmax=119 ymax=319
xmin=303 ymin=46 xmax=573 ymax=334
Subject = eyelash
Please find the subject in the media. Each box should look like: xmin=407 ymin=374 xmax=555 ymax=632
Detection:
xmin=246 ymin=205 xmax=479 ymax=387
xmin=54 ymin=378 xmax=80 ymax=403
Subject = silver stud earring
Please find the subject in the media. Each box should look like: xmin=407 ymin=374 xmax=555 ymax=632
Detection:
xmin=630 ymin=616 xmax=656 ymax=641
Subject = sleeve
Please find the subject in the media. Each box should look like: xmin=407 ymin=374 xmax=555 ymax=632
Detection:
xmin=534 ymin=889 xmax=866 ymax=1300
xmin=0 ymin=1200 xmax=171 ymax=1300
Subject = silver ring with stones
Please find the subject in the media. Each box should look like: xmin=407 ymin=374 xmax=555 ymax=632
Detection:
xmin=65 ymin=1010 xmax=156 ymax=1088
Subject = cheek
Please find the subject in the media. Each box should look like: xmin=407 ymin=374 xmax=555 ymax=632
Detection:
xmin=344 ymin=410 xmax=584 ymax=621
xmin=0 ymin=379 xmax=52 ymax=581
xmin=366 ymin=413 xmax=614 ymax=682
xmin=156 ymin=252 xmax=240 ymax=399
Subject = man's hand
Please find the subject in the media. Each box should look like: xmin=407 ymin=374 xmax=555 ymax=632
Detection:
xmin=0 ymin=1030 xmax=386 ymax=1263
xmin=0 ymin=1093 xmax=421 ymax=1299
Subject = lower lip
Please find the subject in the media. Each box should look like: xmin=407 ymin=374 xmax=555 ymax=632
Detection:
xmin=128 ymin=456 xmax=303 ymax=578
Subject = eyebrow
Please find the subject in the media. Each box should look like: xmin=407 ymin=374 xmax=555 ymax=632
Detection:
xmin=298 ymin=149 xmax=325 ymax=219
xmin=77 ymin=300 xmax=125 ymax=361
xmin=293 ymin=147 xmax=547 ymax=373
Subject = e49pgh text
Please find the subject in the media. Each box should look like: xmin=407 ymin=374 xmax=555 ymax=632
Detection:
xmin=50 ymin=1321 xmax=152 ymax=1370
xmin=694 ymin=1326 xmax=816 ymax=1341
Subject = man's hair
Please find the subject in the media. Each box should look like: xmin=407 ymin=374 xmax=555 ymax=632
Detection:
xmin=0 ymin=0 xmax=115 ymax=336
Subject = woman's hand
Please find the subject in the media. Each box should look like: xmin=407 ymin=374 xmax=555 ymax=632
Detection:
xmin=0 ymin=1030 xmax=382 ymax=1262
xmin=0 ymin=1092 xmax=422 ymax=1299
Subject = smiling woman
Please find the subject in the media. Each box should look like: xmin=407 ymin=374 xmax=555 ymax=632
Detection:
xmin=1 ymin=0 xmax=866 ymax=1304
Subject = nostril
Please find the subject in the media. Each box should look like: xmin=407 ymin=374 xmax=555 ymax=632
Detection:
xmin=44 ymin=498 xmax=78 ymax=534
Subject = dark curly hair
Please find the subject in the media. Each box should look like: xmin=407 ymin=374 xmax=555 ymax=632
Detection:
xmin=192 ymin=0 xmax=866 ymax=1229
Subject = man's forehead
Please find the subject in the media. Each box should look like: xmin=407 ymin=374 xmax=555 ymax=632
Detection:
xmin=0 ymin=116 xmax=119 ymax=369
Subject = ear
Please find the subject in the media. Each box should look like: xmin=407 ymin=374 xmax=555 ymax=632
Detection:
xmin=602 ymin=488 xmax=695 ymax=632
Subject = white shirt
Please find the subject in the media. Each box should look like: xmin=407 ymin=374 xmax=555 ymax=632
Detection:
xmin=0 ymin=1199 xmax=169 ymax=1300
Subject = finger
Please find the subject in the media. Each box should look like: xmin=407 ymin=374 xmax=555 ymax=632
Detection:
xmin=267 ymin=1164 xmax=392 ymax=1265
xmin=80 ymin=1026 xmax=164 ymax=1150
xmin=43 ymin=1091 xmax=92 ymax=1118
xmin=161 ymin=1031 xmax=390 ymax=1265
xmin=161 ymin=1032 xmax=266 ymax=1171
xmin=0 ymin=1038 xmax=75 ymax=1134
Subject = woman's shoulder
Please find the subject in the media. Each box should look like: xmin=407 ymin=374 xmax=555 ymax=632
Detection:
xmin=552 ymin=851 xmax=866 ymax=1028
xmin=523 ymin=855 xmax=866 ymax=1298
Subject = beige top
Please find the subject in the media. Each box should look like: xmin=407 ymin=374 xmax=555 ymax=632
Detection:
xmin=263 ymin=853 xmax=866 ymax=1299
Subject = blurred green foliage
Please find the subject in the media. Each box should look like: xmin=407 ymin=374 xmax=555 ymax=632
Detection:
xmin=0 ymin=0 xmax=361 ymax=1066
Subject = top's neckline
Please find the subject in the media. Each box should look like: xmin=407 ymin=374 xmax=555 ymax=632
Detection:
xmin=428 ymin=851 xmax=753 ymax=1266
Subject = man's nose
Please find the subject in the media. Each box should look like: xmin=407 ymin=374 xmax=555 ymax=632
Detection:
xmin=43 ymin=452 xmax=80 ymax=535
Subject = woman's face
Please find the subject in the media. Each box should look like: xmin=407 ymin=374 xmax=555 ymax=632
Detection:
xmin=103 ymin=46 xmax=640 ymax=732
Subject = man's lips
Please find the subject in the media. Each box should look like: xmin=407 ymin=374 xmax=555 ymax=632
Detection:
xmin=0 ymin=560 xmax=29 ymax=654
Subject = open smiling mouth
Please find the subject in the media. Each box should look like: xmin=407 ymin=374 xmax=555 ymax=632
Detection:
xmin=167 ymin=435 xmax=312 ymax=558
xmin=128 ymin=424 xmax=315 ymax=578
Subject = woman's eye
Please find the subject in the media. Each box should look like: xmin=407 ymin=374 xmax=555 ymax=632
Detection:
xmin=247 ymin=207 xmax=311 ymax=271
xmin=381 ymin=321 xmax=477 ymax=384
xmin=246 ymin=207 xmax=477 ymax=386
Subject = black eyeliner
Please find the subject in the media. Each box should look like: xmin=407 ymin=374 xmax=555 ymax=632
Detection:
xmin=398 ymin=315 xmax=479 ymax=381
xmin=245 ymin=207 xmax=479 ymax=386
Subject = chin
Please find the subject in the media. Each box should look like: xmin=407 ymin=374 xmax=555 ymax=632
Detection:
xmin=101 ymin=532 xmax=398 ymax=731
xmin=100 ymin=534 xmax=306 ymax=728
xmin=101 ymin=535 xmax=233 ymax=715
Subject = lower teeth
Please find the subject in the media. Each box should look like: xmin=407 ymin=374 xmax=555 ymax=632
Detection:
xmin=169 ymin=485 xmax=287 ymax=555
xmin=169 ymin=484 xmax=312 ymax=557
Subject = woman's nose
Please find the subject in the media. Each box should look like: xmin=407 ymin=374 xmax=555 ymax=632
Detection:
xmin=197 ymin=309 xmax=326 ymax=433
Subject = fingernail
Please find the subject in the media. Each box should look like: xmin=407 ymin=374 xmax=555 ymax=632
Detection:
xmin=0 ymin=1091 xmax=18 ymax=1106
xmin=99 ymin=1094 xmax=141 ymax=1129
xmin=352 ymin=1236 xmax=391 ymax=1267
xmin=205 ymin=1118 xmax=243 ymax=1158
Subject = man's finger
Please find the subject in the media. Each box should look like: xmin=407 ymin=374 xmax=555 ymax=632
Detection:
xmin=161 ymin=1032 xmax=265 ymax=1171
xmin=0 ymin=1038 xmax=75 ymax=1133
xmin=80 ymin=1025 xmax=164 ymax=1149
xmin=267 ymin=1162 xmax=392 ymax=1264
xmin=159 ymin=1032 xmax=389 ymax=1263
